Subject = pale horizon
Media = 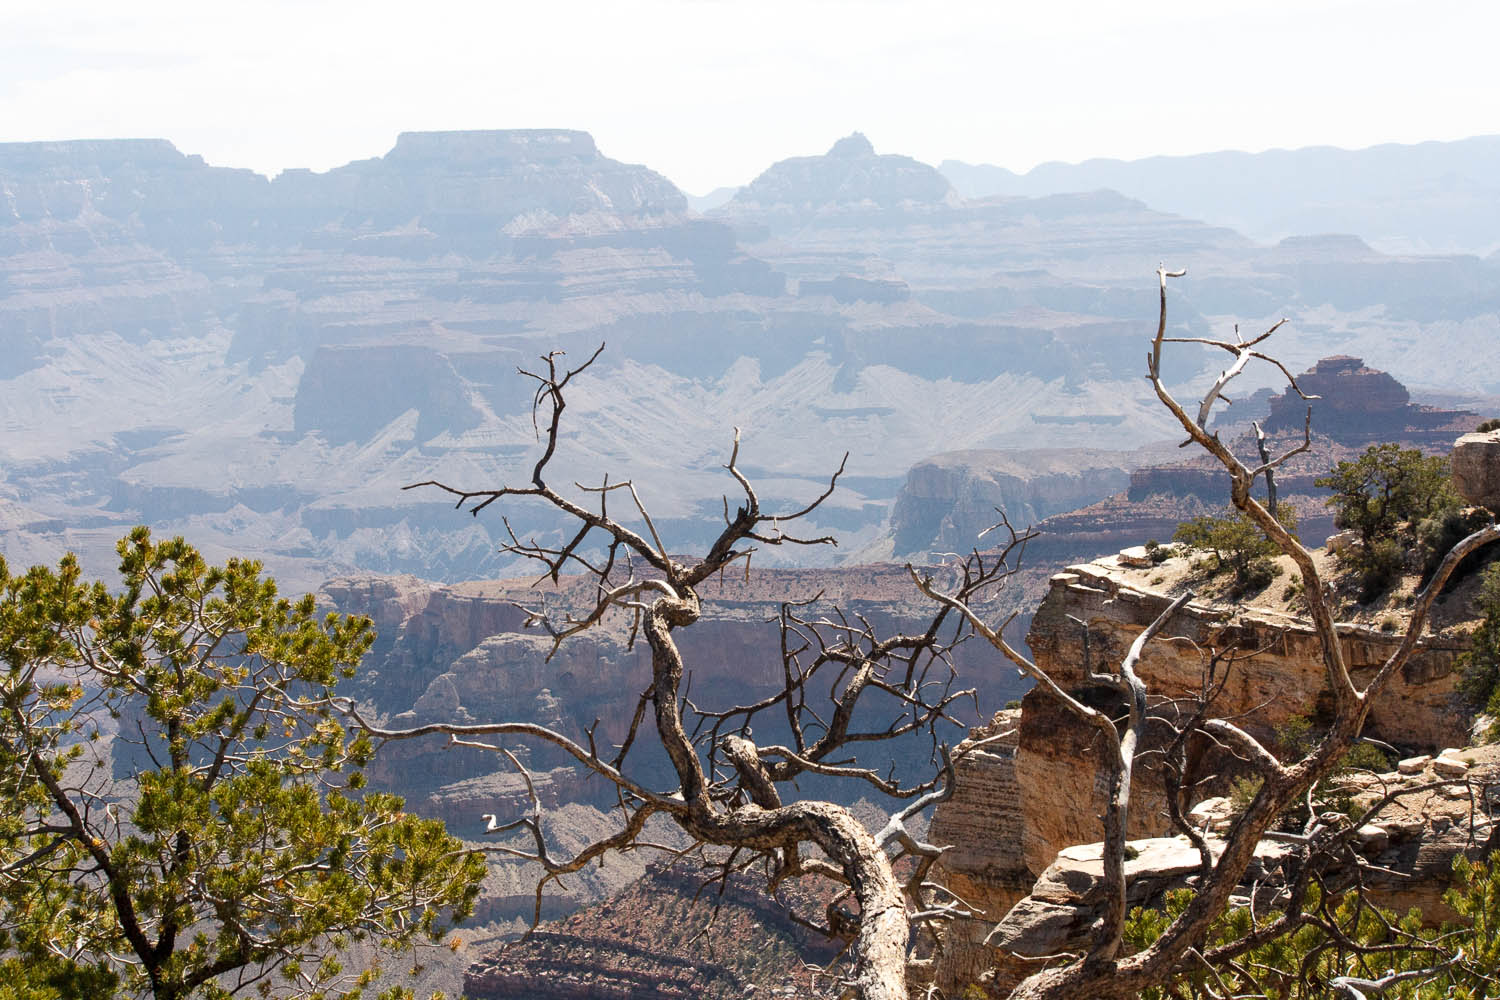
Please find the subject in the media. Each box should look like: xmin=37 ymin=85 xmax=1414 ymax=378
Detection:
xmin=4 ymin=0 xmax=1499 ymax=194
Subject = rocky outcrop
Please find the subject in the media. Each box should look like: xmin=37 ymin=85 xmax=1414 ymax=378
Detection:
xmin=1014 ymin=560 xmax=1472 ymax=872
xmin=1453 ymin=429 xmax=1500 ymax=512
xmin=987 ymin=836 xmax=1291 ymax=972
xmin=1262 ymin=356 xmax=1476 ymax=445
xmin=889 ymin=449 xmax=1138 ymax=556
xmin=464 ymin=861 xmax=842 ymax=1000
xmin=718 ymin=133 xmax=957 ymax=230
xmin=925 ymin=548 xmax=1492 ymax=994
xmin=974 ymin=745 xmax=1500 ymax=993
xmin=923 ymin=710 xmax=1031 ymax=990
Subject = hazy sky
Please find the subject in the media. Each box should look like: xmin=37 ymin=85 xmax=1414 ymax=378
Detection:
xmin=3 ymin=0 xmax=1497 ymax=194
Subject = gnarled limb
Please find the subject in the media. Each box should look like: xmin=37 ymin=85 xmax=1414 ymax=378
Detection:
xmin=999 ymin=270 xmax=1498 ymax=1000
xmin=388 ymin=349 xmax=1042 ymax=1000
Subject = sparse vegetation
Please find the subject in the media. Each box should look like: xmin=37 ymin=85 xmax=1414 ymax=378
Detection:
xmin=1477 ymin=417 xmax=1500 ymax=433
xmin=1227 ymin=775 xmax=1262 ymax=816
xmin=1316 ymin=444 xmax=1467 ymax=599
xmin=1125 ymin=851 xmax=1500 ymax=999
xmin=1458 ymin=561 xmax=1500 ymax=739
xmin=1173 ymin=506 xmax=1295 ymax=596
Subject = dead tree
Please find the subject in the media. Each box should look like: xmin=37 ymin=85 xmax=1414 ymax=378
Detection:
xmin=913 ymin=267 xmax=1500 ymax=999
xmin=336 ymin=347 xmax=1032 ymax=1000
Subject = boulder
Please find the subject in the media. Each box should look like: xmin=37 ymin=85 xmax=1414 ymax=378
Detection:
xmin=1432 ymin=755 xmax=1470 ymax=779
xmin=1326 ymin=529 xmax=1360 ymax=554
xmin=1354 ymin=824 xmax=1390 ymax=854
xmin=986 ymin=835 xmax=1291 ymax=958
xmin=1451 ymin=430 xmax=1500 ymax=511
xmin=1397 ymin=754 xmax=1432 ymax=775
xmin=1188 ymin=796 xmax=1234 ymax=832
xmin=1380 ymin=817 xmax=1425 ymax=840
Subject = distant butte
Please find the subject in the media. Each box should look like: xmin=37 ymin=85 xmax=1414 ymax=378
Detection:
xmin=1263 ymin=355 xmax=1474 ymax=444
xmin=715 ymin=131 xmax=958 ymax=224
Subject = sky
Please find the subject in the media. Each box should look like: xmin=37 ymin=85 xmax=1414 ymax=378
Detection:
xmin=2 ymin=0 xmax=1498 ymax=195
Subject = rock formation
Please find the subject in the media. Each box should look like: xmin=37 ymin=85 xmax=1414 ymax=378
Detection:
xmin=889 ymin=449 xmax=1142 ymax=557
xmin=1262 ymin=355 xmax=1476 ymax=444
xmin=925 ymin=544 xmax=1492 ymax=993
xmin=8 ymin=131 xmax=1500 ymax=594
xmin=976 ymin=745 xmax=1500 ymax=993
xmin=1025 ymin=357 xmax=1477 ymax=562
xmin=463 ymin=861 xmax=843 ymax=1000
xmin=717 ymin=132 xmax=958 ymax=230
xmin=939 ymin=133 xmax=1500 ymax=257
xmin=318 ymin=564 xmax=1030 ymax=834
xmin=1453 ymin=428 xmax=1500 ymax=512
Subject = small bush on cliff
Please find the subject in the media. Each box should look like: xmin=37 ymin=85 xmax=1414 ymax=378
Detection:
xmin=1263 ymin=715 xmax=1395 ymax=826
xmin=0 ymin=530 xmax=485 ymax=1000
xmin=1477 ymin=417 xmax=1500 ymax=433
xmin=1458 ymin=561 xmax=1500 ymax=739
xmin=1317 ymin=444 xmax=1468 ymax=598
xmin=1126 ymin=852 xmax=1500 ymax=999
xmin=1173 ymin=506 xmax=1295 ymax=596
xmin=1317 ymin=444 xmax=1458 ymax=546
xmin=1416 ymin=506 xmax=1494 ymax=582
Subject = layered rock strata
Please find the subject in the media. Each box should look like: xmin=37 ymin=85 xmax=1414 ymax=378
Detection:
xmin=1453 ymin=429 xmax=1500 ymax=512
xmin=319 ymin=564 xmax=1028 ymax=834
xmin=979 ymin=744 xmax=1500 ymax=993
xmin=463 ymin=861 xmax=842 ymax=1000
xmin=1260 ymin=355 xmax=1467 ymax=441
xmin=1019 ymin=558 xmax=1470 ymax=871
xmin=927 ymin=549 xmax=1484 ymax=993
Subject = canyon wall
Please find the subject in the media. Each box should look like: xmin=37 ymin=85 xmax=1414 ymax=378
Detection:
xmin=320 ymin=563 xmax=1031 ymax=835
xmin=926 ymin=549 xmax=1483 ymax=992
xmin=10 ymin=131 xmax=1500 ymax=596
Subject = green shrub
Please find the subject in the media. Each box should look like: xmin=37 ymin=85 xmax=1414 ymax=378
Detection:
xmin=1272 ymin=713 xmax=1316 ymax=761
xmin=1316 ymin=443 xmax=1459 ymax=547
xmin=1173 ymin=506 xmax=1295 ymax=597
xmin=1458 ymin=562 xmax=1500 ymax=739
xmin=1355 ymin=535 xmax=1407 ymax=600
xmin=1242 ymin=556 xmax=1281 ymax=593
xmin=1228 ymin=775 xmax=1262 ymax=816
xmin=1340 ymin=740 xmax=1395 ymax=774
xmin=1477 ymin=417 xmax=1500 ymax=433
xmin=1125 ymin=853 xmax=1500 ymax=999
xmin=1415 ymin=506 xmax=1493 ymax=581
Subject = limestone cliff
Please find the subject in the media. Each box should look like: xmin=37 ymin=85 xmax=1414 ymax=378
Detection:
xmin=717 ymin=132 xmax=958 ymax=231
xmin=1014 ymin=559 xmax=1472 ymax=872
xmin=889 ymin=449 xmax=1141 ymax=557
xmin=926 ymin=543 xmax=1493 ymax=992
xmin=319 ymin=564 xmax=1030 ymax=834
xmin=463 ymin=861 xmax=842 ymax=1000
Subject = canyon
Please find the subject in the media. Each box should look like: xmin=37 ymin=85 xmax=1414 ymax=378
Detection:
xmin=923 ymin=540 xmax=1498 ymax=994
xmin=5 ymin=130 xmax=1500 ymax=597
xmin=891 ymin=355 xmax=1488 ymax=567
xmin=6 ymin=127 xmax=1500 ymax=997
